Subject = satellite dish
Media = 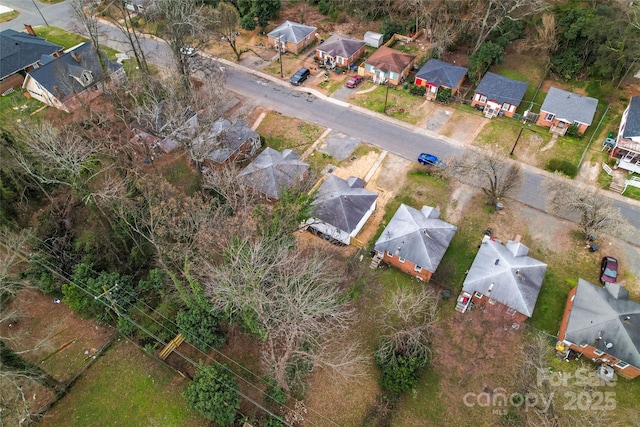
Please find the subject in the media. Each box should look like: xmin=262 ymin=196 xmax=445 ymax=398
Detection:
xmin=606 ymin=342 xmax=613 ymax=349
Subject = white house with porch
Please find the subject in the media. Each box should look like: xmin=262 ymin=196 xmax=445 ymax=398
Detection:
xmin=612 ymin=96 xmax=640 ymax=174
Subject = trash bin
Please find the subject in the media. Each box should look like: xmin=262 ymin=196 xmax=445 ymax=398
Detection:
xmin=496 ymin=202 xmax=504 ymax=211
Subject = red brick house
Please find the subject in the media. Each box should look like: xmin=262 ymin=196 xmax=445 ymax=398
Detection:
xmin=611 ymin=96 xmax=640 ymax=174
xmin=267 ymin=21 xmax=317 ymax=54
xmin=373 ymin=204 xmax=457 ymax=282
xmin=414 ymin=59 xmax=467 ymax=100
xmin=535 ymin=87 xmax=598 ymax=135
xmin=315 ymin=35 xmax=366 ymax=68
xmin=362 ymin=46 xmax=416 ymax=86
xmin=471 ymin=72 xmax=528 ymax=119
xmin=455 ymin=236 xmax=547 ymax=324
xmin=556 ymin=279 xmax=640 ymax=380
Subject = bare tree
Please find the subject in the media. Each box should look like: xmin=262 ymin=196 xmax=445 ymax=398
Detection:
xmin=100 ymin=0 xmax=150 ymax=74
xmin=468 ymin=0 xmax=545 ymax=54
xmin=10 ymin=121 xmax=106 ymax=203
xmin=120 ymin=73 xmax=226 ymax=170
xmin=203 ymin=237 xmax=366 ymax=394
xmin=70 ymin=0 xmax=107 ymax=75
xmin=445 ymin=149 xmax=524 ymax=207
xmin=0 ymin=227 xmax=60 ymax=426
xmin=526 ymin=12 xmax=557 ymax=60
xmin=511 ymin=333 xmax=621 ymax=426
xmin=543 ymin=176 xmax=633 ymax=241
xmin=145 ymin=0 xmax=216 ymax=89
xmin=375 ymin=285 xmax=439 ymax=365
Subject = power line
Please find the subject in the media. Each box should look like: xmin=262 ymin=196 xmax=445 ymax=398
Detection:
xmin=2 ymin=223 xmax=340 ymax=426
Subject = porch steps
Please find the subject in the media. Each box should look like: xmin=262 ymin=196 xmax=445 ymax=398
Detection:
xmin=369 ymin=253 xmax=383 ymax=269
xmin=609 ymin=182 xmax=625 ymax=194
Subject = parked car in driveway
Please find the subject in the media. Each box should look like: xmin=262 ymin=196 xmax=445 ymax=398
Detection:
xmin=600 ymin=256 xmax=618 ymax=284
xmin=290 ymin=68 xmax=310 ymax=86
xmin=418 ymin=153 xmax=445 ymax=167
xmin=345 ymin=75 xmax=364 ymax=88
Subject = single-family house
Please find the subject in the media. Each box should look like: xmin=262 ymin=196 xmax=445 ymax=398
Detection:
xmin=536 ymin=87 xmax=598 ymax=135
xmin=455 ymin=236 xmax=547 ymax=324
xmin=267 ymin=21 xmax=317 ymax=54
xmin=373 ymin=204 xmax=457 ymax=282
xmin=236 ymin=147 xmax=309 ymax=201
xmin=0 ymin=28 xmax=63 ymax=93
xmin=203 ymin=119 xmax=261 ymax=166
xmin=414 ymin=59 xmax=467 ymax=100
xmin=471 ymin=72 xmax=528 ymax=118
xmin=362 ymin=46 xmax=416 ymax=86
xmin=315 ymin=35 xmax=366 ymax=69
xmin=556 ymin=279 xmax=640 ymax=379
xmin=22 ymin=42 xmax=125 ymax=113
xmin=611 ymin=96 xmax=640 ymax=174
xmin=306 ymin=175 xmax=377 ymax=246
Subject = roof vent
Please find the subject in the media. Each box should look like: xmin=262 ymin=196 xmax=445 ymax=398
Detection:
xmin=495 ymin=259 xmax=500 ymax=265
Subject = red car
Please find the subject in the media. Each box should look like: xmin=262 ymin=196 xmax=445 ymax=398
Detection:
xmin=345 ymin=75 xmax=364 ymax=88
xmin=600 ymin=256 xmax=618 ymax=284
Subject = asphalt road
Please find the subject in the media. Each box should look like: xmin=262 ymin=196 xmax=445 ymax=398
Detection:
xmin=3 ymin=0 xmax=639 ymax=237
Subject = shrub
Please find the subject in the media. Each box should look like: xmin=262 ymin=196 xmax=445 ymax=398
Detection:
xmin=376 ymin=354 xmax=422 ymax=396
xmin=409 ymin=84 xmax=426 ymax=97
xmin=436 ymin=87 xmax=452 ymax=103
xmin=184 ymin=363 xmax=240 ymax=426
xmin=545 ymin=158 xmax=578 ymax=178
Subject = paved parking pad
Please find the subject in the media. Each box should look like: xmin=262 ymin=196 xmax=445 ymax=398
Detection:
xmin=426 ymin=109 xmax=451 ymax=131
xmin=317 ymin=131 xmax=361 ymax=160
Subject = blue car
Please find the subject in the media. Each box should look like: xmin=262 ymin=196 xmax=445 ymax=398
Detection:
xmin=418 ymin=153 xmax=445 ymax=167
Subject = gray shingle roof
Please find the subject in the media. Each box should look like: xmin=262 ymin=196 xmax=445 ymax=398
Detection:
xmin=415 ymin=59 xmax=467 ymax=88
xmin=268 ymin=21 xmax=316 ymax=44
xmin=474 ymin=72 xmax=528 ymax=106
xmin=622 ymin=96 xmax=640 ymax=139
xmin=317 ymin=35 xmax=365 ymax=59
xmin=0 ymin=29 xmax=63 ymax=80
xmin=205 ymin=119 xmax=259 ymax=164
xmin=540 ymin=87 xmax=598 ymax=125
xmin=311 ymin=174 xmax=377 ymax=234
xmin=374 ymin=204 xmax=457 ymax=272
xmin=25 ymin=43 xmax=121 ymax=100
xmin=462 ymin=238 xmax=547 ymax=317
xmin=564 ymin=279 xmax=640 ymax=369
xmin=237 ymin=147 xmax=309 ymax=200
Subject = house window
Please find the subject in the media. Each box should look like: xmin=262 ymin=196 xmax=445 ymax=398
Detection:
xmin=594 ymin=349 xmax=604 ymax=356
xmin=501 ymin=103 xmax=509 ymax=111
xmin=474 ymin=292 xmax=483 ymax=298
xmin=386 ymin=251 xmax=392 ymax=257
xmin=479 ymin=95 xmax=487 ymax=103
xmin=414 ymin=265 xmax=422 ymax=273
xmin=398 ymin=257 xmax=405 ymax=263
xmin=488 ymin=298 xmax=496 ymax=305
xmin=615 ymin=361 xmax=629 ymax=369
xmin=506 ymin=307 xmax=516 ymax=315
xmin=545 ymin=113 xmax=555 ymax=121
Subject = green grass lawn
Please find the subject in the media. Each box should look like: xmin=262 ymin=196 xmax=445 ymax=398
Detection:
xmin=0 ymin=10 xmax=18 ymax=23
xmin=33 ymin=26 xmax=120 ymax=61
xmin=44 ymin=339 xmax=206 ymax=426
xmin=349 ymin=84 xmax=426 ymax=125
xmin=0 ymin=89 xmax=45 ymax=121
xmin=161 ymin=156 xmax=200 ymax=196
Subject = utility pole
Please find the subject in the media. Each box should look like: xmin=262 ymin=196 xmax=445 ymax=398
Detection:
xmin=96 ymin=283 xmax=121 ymax=319
xmin=32 ymin=0 xmax=49 ymax=26
xmin=510 ymin=126 xmax=524 ymax=156
xmin=279 ymin=34 xmax=284 ymax=78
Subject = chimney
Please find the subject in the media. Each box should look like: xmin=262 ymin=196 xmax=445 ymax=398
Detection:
xmin=24 ymin=24 xmax=36 ymax=36
xmin=71 ymin=52 xmax=80 ymax=63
